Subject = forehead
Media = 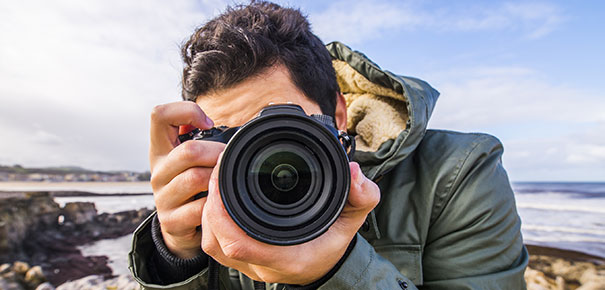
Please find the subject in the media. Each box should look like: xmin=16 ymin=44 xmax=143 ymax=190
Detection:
xmin=195 ymin=66 xmax=322 ymax=128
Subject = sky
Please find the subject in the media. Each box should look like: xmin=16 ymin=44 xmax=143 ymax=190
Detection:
xmin=0 ymin=0 xmax=603 ymax=181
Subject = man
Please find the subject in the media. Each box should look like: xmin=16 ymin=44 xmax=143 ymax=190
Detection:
xmin=129 ymin=1 xmax=528 ymax=289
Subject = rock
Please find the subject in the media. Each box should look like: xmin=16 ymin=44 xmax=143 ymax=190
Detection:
xmin=578 ymin=268 xmax=605 ymax=290
xmin=0 ymin=192 xmax=60 ymax=261
xmin=62 ymin=202 xmax=97 ymax=225
xmin=12 ymin=261 xmax=30 ymax=275
xmin=110 ymin=275 xmax=141 ymax=290
xmin=525 ymin=267 xmax=555 ymax=290
xmin=555 ymin=276 xmax=565 ymax=290
xmin=0 ymin=267 xmax=25 ymax=290
xmin=44 ymin=254 xmax=112 ymax=286
xmin=56 ymin=274 xmax=140 ymax=290
xmin=0 ymin=263 xmax=11 ymax=274
xmin=0 ymin=279 xmax=25 ymax=290
xmin=0 ymin=192 xmax=155 ymax=288
xmin=56 ymin=275 xmax=104 ymax=290
xmin=25 ymin=265 xmax=46 ymax=287
xmin=35 ymin=282 xmax=55 ymax=290
xmin=577 ymin=281 xmax=605 ymax=290
xmin=527 ymin=254 xmax=605 ymax=290
xmin=0 ymin=277 xmax=9 ymax=289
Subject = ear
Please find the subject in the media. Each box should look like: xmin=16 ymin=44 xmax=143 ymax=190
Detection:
xmin=334 ymin=92 xmax=347 ymax=131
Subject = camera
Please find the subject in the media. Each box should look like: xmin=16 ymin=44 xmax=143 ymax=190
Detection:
xmin=179 ymin=104 xmax=355 ymax=245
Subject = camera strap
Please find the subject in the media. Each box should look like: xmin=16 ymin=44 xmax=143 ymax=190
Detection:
xmin=311 ymin=114 xmax=356 ymax=161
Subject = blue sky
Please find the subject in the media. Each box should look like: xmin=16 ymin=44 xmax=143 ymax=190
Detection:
xmin=0 ymin=0 xmax=603 ymax=181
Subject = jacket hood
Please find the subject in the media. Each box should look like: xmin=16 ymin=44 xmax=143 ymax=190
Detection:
xmin=326 ymin=42 xmax=440 ymax=179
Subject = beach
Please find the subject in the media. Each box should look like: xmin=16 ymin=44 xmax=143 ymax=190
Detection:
xmin=1 ymin=182 xmax=604 ymax=289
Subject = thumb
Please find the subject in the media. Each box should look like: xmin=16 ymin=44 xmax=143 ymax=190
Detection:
xmin=346 ymin=162 xmax=380 ymax=212
xmin=207 ymin=151 xmax=225 ymax=199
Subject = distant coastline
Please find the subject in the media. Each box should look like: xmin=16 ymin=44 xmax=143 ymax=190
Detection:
xmin=0 ymin=164 xmax=150 ymax=182
xmin=0 ymin=181 xmax=152 ymax=195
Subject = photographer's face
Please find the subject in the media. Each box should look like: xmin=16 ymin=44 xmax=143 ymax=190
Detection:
xmin=196 ymin=65 xmax=345 ymax=130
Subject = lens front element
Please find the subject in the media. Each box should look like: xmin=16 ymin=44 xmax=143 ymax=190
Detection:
xmin=251 ymin=145 xmax=317 ymax=207
xmin=271 ymin=164 xmax=298 ymax=192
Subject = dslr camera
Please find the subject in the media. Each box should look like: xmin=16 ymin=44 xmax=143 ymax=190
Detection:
xmin=179 ymin=104 xmax=355 ymax=245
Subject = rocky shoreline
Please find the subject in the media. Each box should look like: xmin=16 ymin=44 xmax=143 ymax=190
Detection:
xmin=525 ymin=245 xmax=605 ymax=289
xmin=0 ymin=191 xmax=153 ymax=289
xmin=1 ymin=191 xmax=604 ymax=290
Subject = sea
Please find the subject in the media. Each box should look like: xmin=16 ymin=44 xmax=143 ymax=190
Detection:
xmin=1 ymin=181 xmax=604 ymax=276
xmin=512 ymin=182 xmax=605 ymax=259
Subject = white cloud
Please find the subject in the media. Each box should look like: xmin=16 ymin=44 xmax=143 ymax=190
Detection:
xmin=310 ymin=1 xmax=564 ymax=44
xmin=427 ymin=66 xmax=605 ymax=130
xmin=32 ymin=130 xmax=64 ymax=146
xmin=310 ymin=1 xmax=425 ymax=44
xmin=503 ymin=125 xmax=605 ymax=181
xmin=426 ymin=65 xmax=605 ymax=181
xmin=0 ymin=0 xmax=228 ymax=171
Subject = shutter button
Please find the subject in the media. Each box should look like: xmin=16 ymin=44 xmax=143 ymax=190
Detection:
xmin=398 ymin=279 xmax=408 ymax=289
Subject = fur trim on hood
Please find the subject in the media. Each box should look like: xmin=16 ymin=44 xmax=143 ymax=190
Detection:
xmin=326 ymin=42 xmax=439 ymax=179
xmin=333 ymin=60 xmax=409 ymax=152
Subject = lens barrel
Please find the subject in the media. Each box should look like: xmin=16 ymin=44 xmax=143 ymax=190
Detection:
xmin=218 ymin=105 xmax=350 ymax=245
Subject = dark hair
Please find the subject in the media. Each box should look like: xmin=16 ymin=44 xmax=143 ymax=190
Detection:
xmin=181 ymin=1 xmax=339 ymax=116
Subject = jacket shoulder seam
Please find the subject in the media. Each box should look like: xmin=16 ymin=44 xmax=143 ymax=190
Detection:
xmin=429 ymin=134 xmax=496 ymax=226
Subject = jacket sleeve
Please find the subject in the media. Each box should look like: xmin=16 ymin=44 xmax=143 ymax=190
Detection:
xmin=318 ymin=233 xmax=418 ymax=289
xmin=129 ymin=212 xmax=214 ymax=290
xmin=420 ymin=134 xmax=528 ymax=289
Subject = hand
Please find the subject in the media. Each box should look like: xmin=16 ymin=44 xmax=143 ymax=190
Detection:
xmin=149 ymin=101 xmax=225 ymax=259
xmin=201 ymin=160 xmax=380 ymax=285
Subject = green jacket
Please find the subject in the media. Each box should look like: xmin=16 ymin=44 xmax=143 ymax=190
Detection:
xmin=129 ymin=42 xmax=528 ymax=289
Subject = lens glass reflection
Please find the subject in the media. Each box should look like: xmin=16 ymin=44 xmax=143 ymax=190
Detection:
xmin=255 ymin=149 xmax=315 ymax=205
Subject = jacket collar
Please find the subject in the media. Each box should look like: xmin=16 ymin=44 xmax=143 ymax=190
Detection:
xmin=327 ymin=42 xmax=440 ymax=180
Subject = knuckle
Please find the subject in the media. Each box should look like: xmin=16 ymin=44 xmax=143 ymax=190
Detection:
xmin=157 ymin=210 xmax=183 ymax=235
xmin=156 ymin=211 xmax=172 ymax=230
xmin=150 ymin=172 xmax=162 ymax=189
xmin=153 ymin=193 xmax=165 ymax=211
xmin=178 ymin=141 xmax=200 ymax=162
xmin=222 ymin=240 xmax=246 ymax=260
xmin=184 ymin=167 xmax=208 ymax=186
xmin=201 ymin=238 xmax=217 ymax=256
xmin=150 ymin=104 xmax=166 ymax=121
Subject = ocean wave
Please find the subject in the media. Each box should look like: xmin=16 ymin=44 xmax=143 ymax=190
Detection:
xmin=512 ymin=182 xmax=605 ymax=196
xmin=523 ymin=224 xmax=605 ymax=236
xmin=516 ymin=202 xmax=605 ymax=214
xmin=514 ymin=189 xmax=605 ymax=197
xmin=523 ymin=235 xmax=605 ymax=243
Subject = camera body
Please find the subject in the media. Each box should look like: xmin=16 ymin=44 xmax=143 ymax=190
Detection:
xmin=180 ymin=104 xmax=354 ymax=245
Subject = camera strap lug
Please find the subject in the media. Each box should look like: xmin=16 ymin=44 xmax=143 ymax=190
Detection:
xmin=338 ymin=130 xmax=356 ymax=161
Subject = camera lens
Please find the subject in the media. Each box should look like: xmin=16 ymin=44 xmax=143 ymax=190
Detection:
xmin=271 ymin=164 xmax=298 ymax=192
xmin=218 ymin=105 xmax=350 ymax=245
xmin=252 ymin=146 xmax=317 ymax=206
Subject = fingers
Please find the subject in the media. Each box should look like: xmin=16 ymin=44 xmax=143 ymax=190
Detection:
xmin=199 ymin=160 xmax=376 ymax=284
xmin=159 ymin=197 xmax=207 ymax=235
xmin=151 ymin=140 xmax=226 ymax=189
xmin=155 ymin=167 xmax=213 ymax=210
xmin=149 ymin=101 xmax=214 ymax=166
xmin=158 ymin=197 xmax=206 ymax=259
xmin=200 ymin=204 xmax=261 ymax=280
xmin=331 ymin=162 xmax=381 ymax=236
xmin=346 ymin=162 xmax=381 ymax=212
xmin=202 ymin=159 xmax=285 ymax=267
